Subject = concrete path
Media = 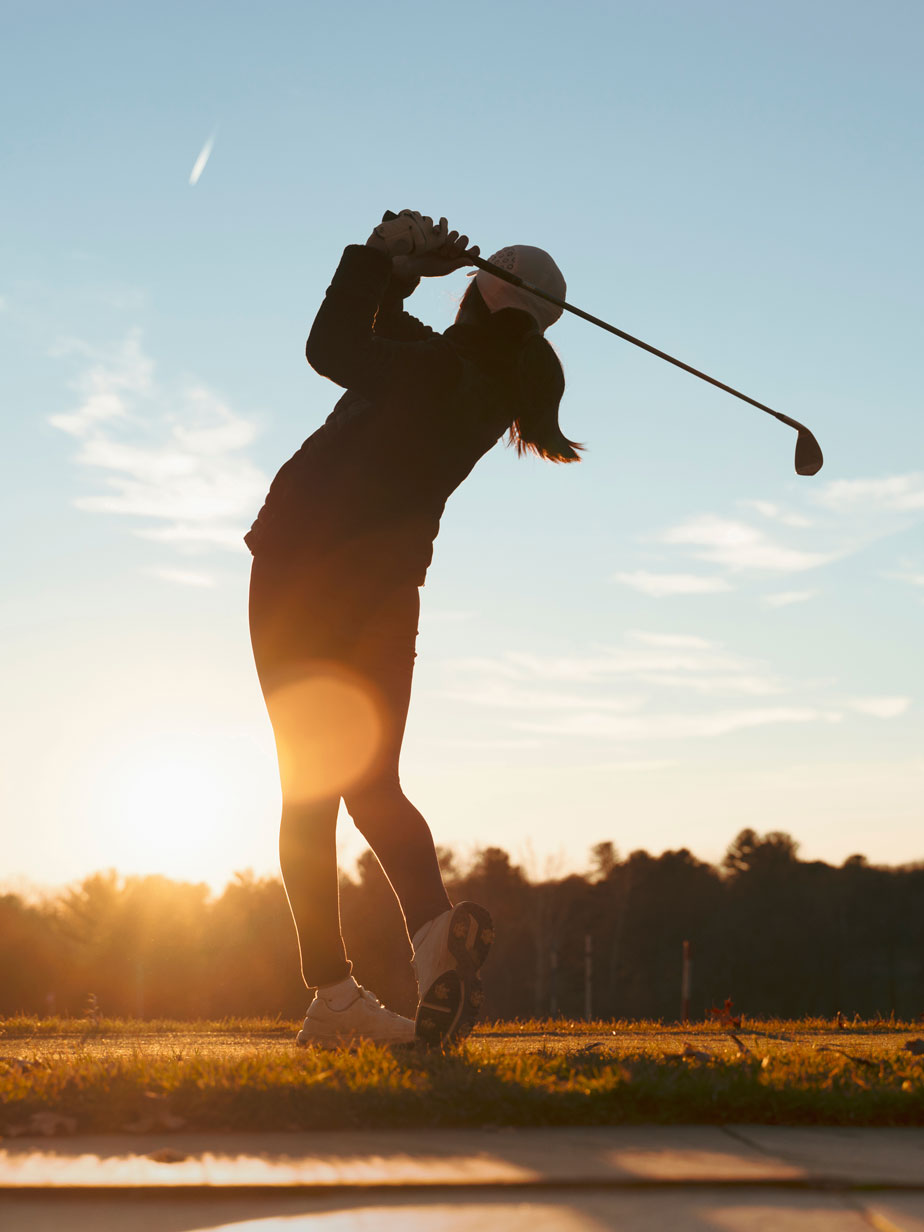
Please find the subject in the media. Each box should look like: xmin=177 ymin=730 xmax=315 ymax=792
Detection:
xmin=2 ymin=1126 xmax=923 ymax=1230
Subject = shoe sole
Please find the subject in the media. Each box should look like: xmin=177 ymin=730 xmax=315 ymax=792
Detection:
xmin=415 ymin=901 xmax=494 ymax=1047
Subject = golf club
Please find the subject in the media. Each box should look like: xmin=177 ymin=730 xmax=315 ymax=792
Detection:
xmin=381 ymin=211 xmax=824 ymax=476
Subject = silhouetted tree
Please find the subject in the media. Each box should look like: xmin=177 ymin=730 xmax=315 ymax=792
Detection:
xmin=205 ymin=872 xmax=298 ymax=1017
xmin=1 ymin=831 xmax=921 ymax=1021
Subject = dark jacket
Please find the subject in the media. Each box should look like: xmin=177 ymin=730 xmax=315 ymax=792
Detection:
xmin=245 ymin=244 xmax=520 ymax=587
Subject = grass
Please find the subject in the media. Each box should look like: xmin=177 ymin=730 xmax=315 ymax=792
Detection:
xmin=0 ymin=1017 xmax=922 ymax=1134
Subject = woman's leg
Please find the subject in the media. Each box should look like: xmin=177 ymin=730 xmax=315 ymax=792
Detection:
xmin=342 ymin=586 xmax=452 ymax=940
xmin=278 ymin=795 xmax=351 ymax=989
xmin=249 ymin=556 xmax=352 ymax=989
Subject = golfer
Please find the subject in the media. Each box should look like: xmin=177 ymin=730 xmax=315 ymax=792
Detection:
xmin=246 ymin=210 xmax=579 ymax=1046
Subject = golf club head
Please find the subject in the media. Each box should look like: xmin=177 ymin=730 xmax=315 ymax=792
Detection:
xmin=795 ymin=429 xmax=824 ymax=476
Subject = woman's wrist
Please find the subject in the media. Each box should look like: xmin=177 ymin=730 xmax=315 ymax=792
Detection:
xmin=388 ymin=269 xmax=420 ymax=299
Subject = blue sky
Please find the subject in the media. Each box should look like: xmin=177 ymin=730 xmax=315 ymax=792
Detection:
xmin=2 ymin=0 xmax=922 ymax=893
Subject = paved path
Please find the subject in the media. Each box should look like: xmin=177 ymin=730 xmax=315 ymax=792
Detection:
xmin=2 ymin=1126 xmax=923 ymax=1230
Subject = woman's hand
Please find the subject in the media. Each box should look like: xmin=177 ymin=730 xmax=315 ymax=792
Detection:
xmin=393 ymin=228 xmax=480 ymax=280
xmin=367 ymin=211 xmax=479 ymax=279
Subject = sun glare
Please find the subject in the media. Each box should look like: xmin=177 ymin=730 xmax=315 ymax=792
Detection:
xmin=269 ymin=666 xmax=385 ymax=802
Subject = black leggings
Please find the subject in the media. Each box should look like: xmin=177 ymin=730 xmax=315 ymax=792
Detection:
xmin=248 ymin=552 xmax=451 ymax=988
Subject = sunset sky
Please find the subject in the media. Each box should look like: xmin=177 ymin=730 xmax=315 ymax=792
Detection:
xmin=2 ymin=0 xmax=922 ymax=896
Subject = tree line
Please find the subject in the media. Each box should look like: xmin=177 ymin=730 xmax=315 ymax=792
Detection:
xmin=1 ymin=829 xmax=921 ymax=1022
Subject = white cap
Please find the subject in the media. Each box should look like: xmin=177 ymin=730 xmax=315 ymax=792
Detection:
xmin=473 ymin=245 xmax=566 ymax=333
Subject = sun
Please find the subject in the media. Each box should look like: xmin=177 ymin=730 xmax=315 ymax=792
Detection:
xmin=93 ymin=729 xmax=246 ymax=882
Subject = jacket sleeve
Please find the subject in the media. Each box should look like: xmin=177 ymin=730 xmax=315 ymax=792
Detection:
xmin=305 ymin=245 xmax=459 ymax=400
xmin=374 ymin=273 xmax=437 ymax=343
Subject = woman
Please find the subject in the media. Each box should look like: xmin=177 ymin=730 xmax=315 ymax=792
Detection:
xmin=246 ymin=210 xmax=579 ymax=1047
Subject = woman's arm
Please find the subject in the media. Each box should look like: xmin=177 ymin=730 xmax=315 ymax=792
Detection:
xmin=374 ymin=220 xmax=479 ymax=342
xmin=306 ymin=215 xmax=472 ymax=400
xmin=373 ymin=272 xmax=436 ymax=343
xmin=305 ymin=245 xmax=458 ymax=400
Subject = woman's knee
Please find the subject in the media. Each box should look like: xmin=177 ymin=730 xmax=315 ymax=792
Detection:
xmin=279 ymin=798 xmax=340 ymax=845
xmin=342 ymin=776 xmax=406 ymax=828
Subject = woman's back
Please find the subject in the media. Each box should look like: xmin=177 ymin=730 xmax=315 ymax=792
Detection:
xmin=245 ymin=245 xmax=519 ymax=582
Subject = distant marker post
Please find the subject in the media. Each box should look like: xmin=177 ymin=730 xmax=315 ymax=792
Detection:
xmin=584 ymin=933 xmax=593 ymax=1022
xmin=681 ymin=940 xmax=692 ymax=1023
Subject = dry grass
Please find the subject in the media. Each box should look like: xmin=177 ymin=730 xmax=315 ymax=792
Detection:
xmin=1 ymin=1017 xmax=921 ymax=1135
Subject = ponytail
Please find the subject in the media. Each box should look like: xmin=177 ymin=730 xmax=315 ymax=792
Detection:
xmin=460 ymin=282 xmax=583 ymax=464
xmin=507 ymin=328 xmax=582 ymax=463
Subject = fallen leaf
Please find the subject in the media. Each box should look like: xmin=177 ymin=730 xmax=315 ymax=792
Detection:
xmin=709 ymin=998 xmax=742 ymax=1029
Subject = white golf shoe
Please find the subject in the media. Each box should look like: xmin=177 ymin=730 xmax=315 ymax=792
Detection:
xmin=412 ymin=901 xmax=494 ymax=1046
xmin=296 ymin=985 xmax=416 ymax=1048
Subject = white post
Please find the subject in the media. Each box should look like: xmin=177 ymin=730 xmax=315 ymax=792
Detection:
xmin=584 ymin=933 xmax=593 ymax=1021
xmin=681 ymin=940 xmax=692 ymax=1023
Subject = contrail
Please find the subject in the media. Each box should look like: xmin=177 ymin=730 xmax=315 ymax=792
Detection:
xmin=189 ymin=133 xmax=216 ymax=186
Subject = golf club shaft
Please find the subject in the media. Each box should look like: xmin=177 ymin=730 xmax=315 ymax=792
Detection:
xmin=379 ymin=211 xmax=821 ymax=470
xmin=461 ymin=250 xmax=803 ymax=433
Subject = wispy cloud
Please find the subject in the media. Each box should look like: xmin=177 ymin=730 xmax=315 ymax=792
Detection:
xmin=497 ymin=641 xmax=770 ymax=686
xmin=428 ymin=737 xmax=545 ymax=751
xmin=886 ymin=570 xmax=924 ymax=588
xmin=845 ymin=697 xmax=912 ymax=719
xmin=763 ymin=590 xmax=817 ymax=607
xmin=658 ymin=514 xmax=833 ymax=573
xmin=420 ymin=609 xmax=478 ymax=623
xmin=613 ymin=570 xmax=732 ymax=596
xmin=740 ymin=499 xmax=812 ymax=528
xmin=517 ymin=706 xmax=840 ymax=742
xmin=618 ymin=474 xmax=924 ymax=600
xmin=444 ymin=631 xmax=786 ymax=707
xmin=817 ymin=474 xmax=924 ymax=513
xmin=49 ymin=331 xmax=152 ymax=437
xmin=145 ymin=566 xmax=215 ymax=588
xmin=51 ymin=333 xmax=268 ymax=553
xmin=443 ymin=681 xmax=646 ymax=712
xmin=627 ymin=632 xmax=712 ymax=649
xmin=189 ymin=132 xmax=216 ymax=186
xmin=438 ymin=628 xmax=913 ymax=748
xmin=629 ymin=673 xmax=785 ymax=697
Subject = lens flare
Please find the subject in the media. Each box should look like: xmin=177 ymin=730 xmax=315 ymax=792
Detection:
xmin=267 ymin=665 xmax=386 ymax=801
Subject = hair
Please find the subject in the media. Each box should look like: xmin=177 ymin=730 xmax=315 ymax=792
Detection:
xmin=459 ymin=282 xmax=583 ymax=463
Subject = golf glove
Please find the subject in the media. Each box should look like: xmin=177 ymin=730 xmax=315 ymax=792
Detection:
xmin=370 ymin=210 xmax=448 ymax=258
